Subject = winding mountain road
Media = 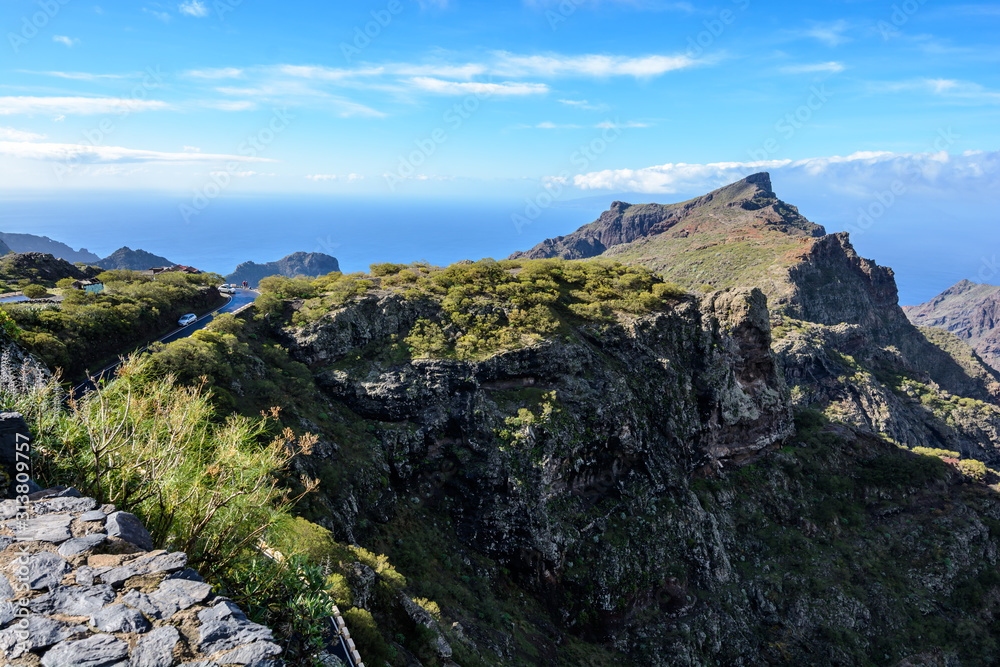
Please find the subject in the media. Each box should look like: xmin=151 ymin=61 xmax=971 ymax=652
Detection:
xmin=71 ymin=288 xmax=259 ymax=395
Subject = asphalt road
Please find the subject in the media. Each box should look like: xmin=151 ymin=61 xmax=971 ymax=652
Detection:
xmin=72 ymin=288 xmax=259 ymax=395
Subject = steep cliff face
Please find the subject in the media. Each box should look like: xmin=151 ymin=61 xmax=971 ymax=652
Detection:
xmin=225 ymin=252 xmax=340 ymax=288
xmin=277 ymin=279 xmax=1000 ymax=666
xmin=512 ymin=175 xmax=1000 ymax=467
xmin=904 ymin=280 xmax=1000 ymax=373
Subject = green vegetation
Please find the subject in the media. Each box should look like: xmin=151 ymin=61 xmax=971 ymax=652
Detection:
xmin=21 ymin=283 xmax=49 ymax=299
xmin=3 ymin=270 xmax=221 ymax=377
xmin=261 ymin=258 xmax=688 ymax=361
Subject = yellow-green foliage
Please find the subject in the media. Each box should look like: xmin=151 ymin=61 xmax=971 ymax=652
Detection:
xmin=959 ymin=459 xmax=987 ymax=481
xmin=912 ymin=447 xmax=961 ymax=459
xmin=326 ymin=573 xmax=353 ymax=608
xmin=350 ymin=545 xmax=407 ymax=588
xmin=342 ymin=608 xmax=390 ymax=666
xmin=413 ymin=596 xmax=441 ymax=620
xmin=6 ymin=355 xmax=313 ymax=575
xmin=272 ymin=516 xmax=339 ymax=562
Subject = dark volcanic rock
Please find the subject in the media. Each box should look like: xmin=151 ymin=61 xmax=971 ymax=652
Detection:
xmin=225 ymin=251 xmax=340 ymax=288
xmin=95 ymin=246 xmax=174 ymax=271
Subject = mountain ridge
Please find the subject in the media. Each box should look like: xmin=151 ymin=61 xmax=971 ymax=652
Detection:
xmin=904 ymin=280 xmax=1000 ymax=373
xmin=225 ymin=251 xmax=340 ymax=287
xmin=95 ymin=246 xmax=174 ymax=271
xmin=0 ymin=232 xmax=99 ymax=264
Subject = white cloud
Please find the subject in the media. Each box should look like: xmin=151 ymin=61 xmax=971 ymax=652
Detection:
xmin=569 ymin=150 xmax=1000 ymax=195
xmin=879 ymin=78 xmax=1000 ymax=104
xmin=494 ymin=51 xmax=695 ymax=78
xmin=0 ymin=141 xmax=276 ymax=164
xmin=25 ymin=71 xmax=128 ymax=81
xmin=558 ymin=98 xmax=610 ymax=111
xmin=203 ymin=100 xmax=258 ymax=111
xmin=179 ymin=0 xmax=209 ymax=17
xmin=0 ymin=97 xmax=169 ymax=115
xmin=800 ymin=20 xmax=851 ymax=46
xmin=409 ymin=77 xmax=549 ymax=96
xmin=0 ymin=127 xmax=46 ymax=142
xmin=307 ymin=173 xmax=364 ymax=182
xmin=143 ymin=8 xmax=171 ymax=22
xmin=182 ymin=146 xmax=201 ymax=152
xmin=187 ymin=67 xmax=244 ymax=79
xmin=53 ymin=36 xmax=80 ymax=47
xmin=780 ymin=61 xmax=845 ymax=74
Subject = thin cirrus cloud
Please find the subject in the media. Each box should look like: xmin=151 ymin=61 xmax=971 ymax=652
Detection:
xmin=409 ymin=78 xmax=549 ymax=96
xmin=187 ymin=68 xmax=245 ymax=79
xmin=568 ymin=150 xmax=1000 ymax=195
xmin=0 ymin=141 xmax=276 ymax=165
xmin=798 ymin=20 xmax=852 ymax=47
xmin=0 ymin=127 xmax=47 ymax=142
xmin=492 ymin=52 xmax=696 ymax=78
xmin=21 ymin=71 xmax=129 ymax=81
xmin=0 ymin=97 xmax=170 ymax=115
xmin=52 ymin=36 xmax=80 ymax=47
xmin=877 ymin=78 xmax=1000 ymax=104
xmin=780 ymin=62 xmax=845 ymax=74
xmin=179 ymin=0 xmax=209 ymax=17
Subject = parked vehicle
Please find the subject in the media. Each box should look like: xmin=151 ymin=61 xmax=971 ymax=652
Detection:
xmin=219 ymin=286 xmax=236 ymax=294
xmin=178 ymin=313 xmax=197 ymax=326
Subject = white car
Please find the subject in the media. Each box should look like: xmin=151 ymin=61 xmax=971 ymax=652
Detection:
xmin=219 ymin=286 xmax=236 ymax=294
xmin=178 ymin=313 xmax=197 ymax=326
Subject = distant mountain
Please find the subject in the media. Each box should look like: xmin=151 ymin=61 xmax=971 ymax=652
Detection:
xmin=225 ymin=252 xmax=340 ymax=287
xmin=96 ymin=246 xmax=174 ymax=271
xmin=0 ymin=239 xmax=12 ymax=256
xmin=0 ymin=232 xmax=100 ymax=264
xmin=904 ymin=280 xmax=1000 ymax=372
xmin=0 ymin=252 xmax=99 ymax=287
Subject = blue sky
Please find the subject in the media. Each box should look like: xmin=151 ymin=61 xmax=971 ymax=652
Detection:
xmin=1 ymin=0 xmax=998 ymax=201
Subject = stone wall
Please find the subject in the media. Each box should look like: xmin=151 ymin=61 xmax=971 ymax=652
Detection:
xmin=1 ymin=486 xmax=284 ymax=666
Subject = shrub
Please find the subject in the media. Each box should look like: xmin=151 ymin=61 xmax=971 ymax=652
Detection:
xmin=342 ymin=608 xmax=390 ymax=666
xmin=959 ymin=458 xmax=987 ymax=482
xmin=22 ymin=284 xmax=48 ymax=299
xmin=10 ymin=355 xmax=317 ymax=575
xmin=56 ymin=278 xmax=75 ymax=289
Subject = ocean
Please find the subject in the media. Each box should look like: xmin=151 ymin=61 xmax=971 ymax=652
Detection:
xmin=0 ymin=191 xmax=992 ymax=306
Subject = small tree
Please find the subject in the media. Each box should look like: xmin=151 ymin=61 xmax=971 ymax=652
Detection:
xmin=22 ymin=284 xmax=48 ymax=299
xmin=56 ymin=278 xmax=76 ymax=289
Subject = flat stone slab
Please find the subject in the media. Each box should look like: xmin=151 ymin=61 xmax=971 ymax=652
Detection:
xmin=214 ymin=641 xmax=282 ymax=664
xmin=0 ymin=535 xmax=12 ymax=551
xmin=0 ymin=572 xmax=13 ymax=600
xmin=40 ymin=632 xmax=129 ymax=667
xmin=32 ymin=496 xmax=95 ymax=516
xmin=28 ymin=552 xmax=70 ymax=590
xmin=76 ymin=565 xmax=111 ymax=586
xmin=30 ymin=584 xmax=115 ymax=616
xmin=0 ymin=615 xmax=88 ymax=659
xmin=0 ymin=500 xmax=18 ymax=520
xmin=58 ymin=533 xmax=107 ymax=557
xmin=0 ymin=599 xmax=16 ymax=625
xmin=122 ymin=589 xmax=162 ymax=620
xmin=105 ymin=511 xmax=153 ymax=551
xmin=89 ymin=602 xmax=151 ymax=634
xmin=79 ymin=510 xmax=106 ymax=522
xmin=198 ymin=601 xmax=274 ymax=655
xmin=101 ymin=551 xmax=187 ymax=588
xmin=130 ymin=625 xmax=180 ymax=667
xmin=8 ymin=513 xmax=73 ymax=543
xmin=149 ymin=577 xmax=213 ymax=617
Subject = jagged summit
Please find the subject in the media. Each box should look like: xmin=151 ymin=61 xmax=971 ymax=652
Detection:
xmin=509 ymin=172 xmax=823 ymax=264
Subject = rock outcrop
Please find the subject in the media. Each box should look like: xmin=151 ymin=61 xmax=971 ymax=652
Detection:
xmin=0 ymin=487 xmax=283 ymax=666
xmin=225 ymin=252 xmax=340 ymax=289
xmin=904 ymin=279 xmax=1000 ymax=373
xmin=95 ymin=247 xmax=174 ymax=272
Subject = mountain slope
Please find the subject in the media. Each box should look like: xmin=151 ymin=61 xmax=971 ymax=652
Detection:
xmin=95 ymin=246 xmax=173 ymax=271
xmin=0 ymin=251 xmax=95 ymax=286
xmin=0 ymin=232 xmax=100 ymax=263
xmin=225 ymin=251 xmax=340 ymax=287
xmin=904 ymin=280 xmax=1000 ymax=372
xmin=513 ymin=174 xmax=1000 ymax=465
